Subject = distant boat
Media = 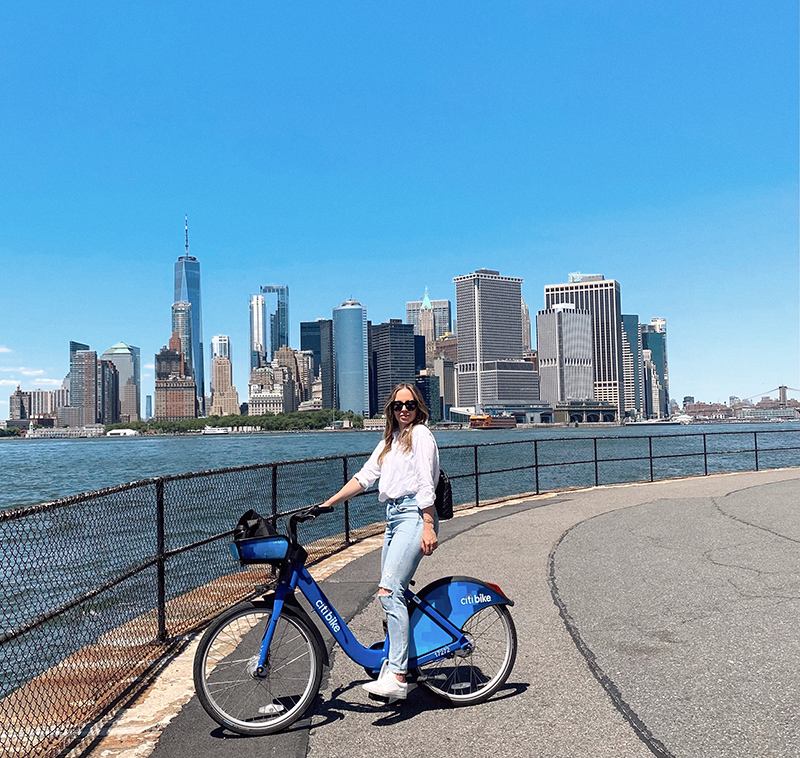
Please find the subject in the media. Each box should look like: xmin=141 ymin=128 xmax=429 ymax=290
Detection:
xmin=469 ymin=414 xmax=517 ymax=430
xmin=106 ymin=428 xmax=139 ymax=437
xmin=202 ymin=426 xmax=231 ymax=435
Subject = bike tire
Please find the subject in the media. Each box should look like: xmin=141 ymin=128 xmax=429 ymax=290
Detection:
xmin=193 ymin=601 xmax=323 ymax=736
xmin=415 ymin=604 xmax=517 ymax=705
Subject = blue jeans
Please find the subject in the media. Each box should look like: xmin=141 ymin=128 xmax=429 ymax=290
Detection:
xmin=379 ymin=495 xmax=438 ymax=674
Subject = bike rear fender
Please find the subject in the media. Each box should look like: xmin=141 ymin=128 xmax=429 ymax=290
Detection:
xmin=409 ymin=576 xmax=513 ymax=659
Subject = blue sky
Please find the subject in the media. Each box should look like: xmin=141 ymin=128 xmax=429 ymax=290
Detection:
xmin=1 ymin=1 xmax=798 ymax=416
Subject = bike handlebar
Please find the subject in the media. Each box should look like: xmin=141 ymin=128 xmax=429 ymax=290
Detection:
xmin=288 ymin=504 xmax=334 ymax=544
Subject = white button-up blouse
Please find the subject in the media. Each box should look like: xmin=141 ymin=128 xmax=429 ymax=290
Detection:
xmin=354 ymin=424 xmax=440 ymax=509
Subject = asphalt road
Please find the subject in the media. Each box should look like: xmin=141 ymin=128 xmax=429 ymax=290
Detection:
xmin=143 ymin=468 xmax=799 ymax=758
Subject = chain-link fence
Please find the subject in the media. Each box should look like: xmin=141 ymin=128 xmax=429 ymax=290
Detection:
xmin=1 ymin=428 xmax=798 ymax=757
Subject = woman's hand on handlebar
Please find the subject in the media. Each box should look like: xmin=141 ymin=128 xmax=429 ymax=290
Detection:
xmin=310 ymin=503 xmax=335 ymax=516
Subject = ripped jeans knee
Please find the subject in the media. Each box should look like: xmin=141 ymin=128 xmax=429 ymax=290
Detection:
xmin=378 ymin=586 xmax=409 ymax=674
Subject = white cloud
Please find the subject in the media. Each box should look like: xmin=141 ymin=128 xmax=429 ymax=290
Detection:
xmin=144 ymin=363 xmax=155 ymax=370
xmin=0 ymin=367 xmax=47 ymax=376
xmin=0 ymin=346 xmax=12 ymax=353
xmin=0 ymin=377 xmax=63 ymax=388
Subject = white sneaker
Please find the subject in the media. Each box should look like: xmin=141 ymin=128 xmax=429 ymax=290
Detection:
xmin=362 ymin=661 xmax=408 ymax=700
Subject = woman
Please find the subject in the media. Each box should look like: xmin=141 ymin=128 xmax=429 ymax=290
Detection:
xmin=321 ymin=382 xmax=439 ymax=700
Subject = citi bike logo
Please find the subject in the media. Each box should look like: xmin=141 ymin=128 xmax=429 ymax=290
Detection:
xmin=461 ymin=591 xmax=492 ymax=606
xmin=315 ymin=600 xmax=341 ymax=633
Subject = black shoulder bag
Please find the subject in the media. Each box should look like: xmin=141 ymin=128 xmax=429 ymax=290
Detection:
xmin=434 ymin=469 xmax=453 ymax=520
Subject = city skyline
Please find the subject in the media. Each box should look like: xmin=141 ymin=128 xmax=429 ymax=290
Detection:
xmin=1 ymin=4 xmax=797 ymax=417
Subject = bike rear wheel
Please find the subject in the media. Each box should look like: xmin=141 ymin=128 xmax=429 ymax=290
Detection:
xmin=415 ymin=604 xmax=516 ymax=705
xmin=193 ymin=601 xmax=323 ymax=735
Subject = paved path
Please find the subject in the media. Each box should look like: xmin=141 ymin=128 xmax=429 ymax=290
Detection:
xmin=89 ymin=468 xmax=800 ymax=758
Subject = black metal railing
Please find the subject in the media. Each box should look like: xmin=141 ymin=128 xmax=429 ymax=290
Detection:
xmin=0 ymin=427 xmax=797 ymax=757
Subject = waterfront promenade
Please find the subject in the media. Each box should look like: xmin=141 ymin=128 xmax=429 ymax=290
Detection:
xmin=84 ymin=468 xmax=799 ymax=758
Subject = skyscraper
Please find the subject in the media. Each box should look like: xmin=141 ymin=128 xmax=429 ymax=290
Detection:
xmin=210 ymin=335 xmax=233 ymax=396
xmin=536 ymin=304 xmax=594 ymax=405
xmin=300 ymin=319 xmax=336 ymax=408
xmin=417 ymin=294 xmax=435 ymax=364
xmin=101 ymin=343 xmax=141 ymax=422
xmin=261 ymin=284 xmax=289 ymax=360
xmin=209 ymin=355 xmax=240 ymax=416
xmin=370 ymin=320 xmax=416 ymax=408
xmin=621 ymin=315 xmax=644 ymax=420
xmin=174 ymin=218 xmax=205 ymax=412
xmin=97 ymin=359 xmax=120 ymax=425
xmin=453 ymin=268 xmax=536 ymax=407
xmin=332 ymin=299 xmax=369 ymax=415
xmin=154 ymin=335 xmax=196 ymax=419
xmin=406 ymin=289 xmax=452 ymax=340
xmin=544 ymin=273 xmax=625 ymax=415
xmin=249 ymin=294 xmax=268 ymax=369
xmin=211 ymin=335 xmax=231 ymax=361
xmin=171 ymin=301 xmax=193 ymax=375
xmin=70 ymin=348 xmax=98 ymax=426
xmin=640 ymin=318 xmax=669 ymax=418
xmin=521 ymin=297 xmax=532 ymax=352
xmin=300 ymin=321 xmax=322 ymax=376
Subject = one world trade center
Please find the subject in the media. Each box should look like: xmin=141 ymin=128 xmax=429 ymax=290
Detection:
xmin=174 ymin=217 xmax=205 ymax=413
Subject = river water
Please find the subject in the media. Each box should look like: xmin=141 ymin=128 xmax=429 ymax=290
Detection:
xmin=1 ymin=422 xmax=798 ymax=511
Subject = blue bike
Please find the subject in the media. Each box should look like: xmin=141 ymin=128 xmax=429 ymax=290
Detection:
xmin=193 ymin=505 xmax=517 ymax=735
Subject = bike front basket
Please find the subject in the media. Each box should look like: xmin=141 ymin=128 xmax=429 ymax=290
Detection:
xmin=230 ymin=535 xmax=290 ymax=565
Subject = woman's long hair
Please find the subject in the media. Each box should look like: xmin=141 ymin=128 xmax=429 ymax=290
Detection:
xmin=377 ymin=382 xmax=429 ymax=464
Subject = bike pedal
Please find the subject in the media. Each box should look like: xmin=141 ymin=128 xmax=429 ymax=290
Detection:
xmin=367 ymin=682 xmax=416 ymax=705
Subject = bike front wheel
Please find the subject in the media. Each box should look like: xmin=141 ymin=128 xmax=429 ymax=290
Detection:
xmin=415 ymin=604 xmax=517 ymax=705
xmin=193 ymin=601 xmax=323 ymax=735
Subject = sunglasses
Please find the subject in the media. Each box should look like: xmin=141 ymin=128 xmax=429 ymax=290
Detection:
xmin=391 ymin=400 xmax=418 ymax=412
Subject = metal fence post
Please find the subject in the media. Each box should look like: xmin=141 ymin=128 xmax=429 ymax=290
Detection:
xmin=343 ymin=457 xmax=351 ymax=544
xmin=703 ymin=434 xmax=708 ymax=476
xmin=754 ymin=432 xmax=760 ymax=471
xmin=534 ymin=440 xmax=540 ymax=495
xmin=593 ymin=438 xmax=599 ymax=486
xmin=271 ymin=464 xmax=278 ymax=527
xmin=648 ymin=436 xmax=654 ymax=482
xmin=474 ymin=445 xmax=480 ymax=506
xmin=155 ymin=478 xmax=167 ymax=643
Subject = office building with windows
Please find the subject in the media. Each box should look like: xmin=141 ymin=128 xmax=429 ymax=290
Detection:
xmin=620 ymin=315 xmax=644 ymax=420
xmin=174 ymin=219 xmax=205 ymax=412
xmin=171 ymin=302 xmax=193 ymax=376
xmin=97 ymin=359 xmax=120 ymax=425
xmin=70 ymin=348 xmax=98 ymax=426
xmin=101 ymin=342 xmax=141 ymax=422
xmin=332 ymin=299 xmax=369 ymax=415
xmin=370 ymin=320 xmax=416 ymax=410
xmin=261 ymin=284 xmax=289 ymax=360
xmin=211 ymin=335 xmax=231 ymax=361
xmin=415 ymin=374 xmax=442 ymax=423
xmin=640 ymin=318 xmax=669 ymax=418
xmin=406 ymin=290 xmax=452 ymax=341
xmin=300 ymin=319 xmax=336 ymax=408
xmin=453 ymin=269 xmax=536 ymax=407
xmin=154 ymin=336 xmax=197 ymax=420
xmin=536 ymin=304 xmax=594 ymax=406
xmin=249 ymin=294 xmax=268 ymax=368
xmin=544 ymin=273 xmax=625 ymax=415
xmin=209 ymin=356 xmax=240 ymax=416
xmin=521 ymin=297 xmax=532 ymax=352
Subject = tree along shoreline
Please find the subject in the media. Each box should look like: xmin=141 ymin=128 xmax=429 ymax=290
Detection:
xmin=105 ymin=409 xmax=366 ymax=435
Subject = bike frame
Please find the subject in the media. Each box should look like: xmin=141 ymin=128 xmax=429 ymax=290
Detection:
xmin=256 ymin=559 xmax=471 ymax=672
